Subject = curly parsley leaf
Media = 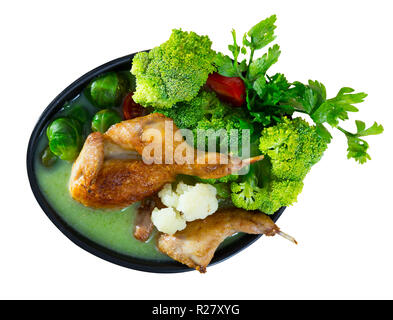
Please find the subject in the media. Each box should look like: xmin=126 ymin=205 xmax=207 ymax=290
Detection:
xmin=342 ymin=121 xmax=384 ymax=163
xmin=311 ymin=87 xmax=367 ymax=127
xmin=308 ymin=80 xmax=326 ymax=103
xmin=214 ymin=53 xmax=238 ymax=77
xmin=214 ymin=52 xmax=247 ymax=78
xmin=315 ymin=123 xmax=333 ymax=143
xmin=217 ymin=15 xmax=382 ymax=164
xmin=246 ymin=14 xmax=277 ymax=50
xmin=248 ymin=73 xmax=294 ymax=126
xmin=248 ymin=44 xmax=281 ymax=81
xmin=286 ymin=80 xmax=383 ymax=163
xmin=257 ymin=73 xmax=291 ymax=105
xmin=228 ymin=29 xmax=241 ymax=64
xmin=290 ymin=82 xmax=319 ymax=114
xmin=355 ymin=120 xmax=384 ymax=136
xmin=346 ymin=137 xmax=370 ymax=164
xmin=252 ymin=76 xmax=266 ymax=97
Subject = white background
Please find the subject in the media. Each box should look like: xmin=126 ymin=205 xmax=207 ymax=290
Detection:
xmin=1 ymin=0 xmax=392 ymax=299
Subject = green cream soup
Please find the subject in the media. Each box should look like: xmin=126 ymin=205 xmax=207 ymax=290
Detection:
xmin=35 ymin=134 xmax=170 ymax=260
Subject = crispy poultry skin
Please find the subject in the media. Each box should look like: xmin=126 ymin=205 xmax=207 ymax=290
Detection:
xmin=69 ymin=114 xmax=262 ymax=208
xmin=69 ymin=132 xmax=176 ymax=208
xmin=134 ymin=196 xmax=165 ymax=242
xmin=104 ymin=113 xmax=260 ymax=177
xmin=133 ymin=198 xmax=155 ymax=242
xmin=158 ymin=208 xmax=294 ymax=273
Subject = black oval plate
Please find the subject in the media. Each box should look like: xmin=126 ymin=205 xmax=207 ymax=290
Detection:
xmin=26 ymin=53 xmax=286 ymax=273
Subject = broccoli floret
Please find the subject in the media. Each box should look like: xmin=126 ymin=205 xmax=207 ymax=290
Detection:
xmin=258 ymin=179 xmax=304 ymax=214
xmin=158 ymin=89 xmax=220 ymax=129
xmin=131 ymin=29 xmax=216 ymax=109
xmin=194 ymin=99 xmax=252 ymax=152
xmin=230 ymin=166 xmax=264 ymax=210
xmin=257 ymin=117 xmax=327 ymax=214
xmin=159 ymin=90 xmax=251 ymax=153
xmin=230 ymin=117 xmax=327 ymax=214
xmin=259 ymin=117 xmax=327 ymax=181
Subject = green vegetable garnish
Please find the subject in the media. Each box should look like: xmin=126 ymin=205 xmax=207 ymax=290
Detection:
xmin=158 ymin=90 xmax=251 ymax=151
xmin=286 ymin=82 xmax=384 ymax=163
xmin=230 ymin=117 xmax=327 ymax=214
xmin=257 ymin=118 xmax=327 ymax=214
xmin=135 ymin=14 xmax=382 ymax=214
xmin=214 ymin=15 xmax=291 ymax=124
xmin=215 ymin=14 xmax=383 ymax=164
xmin=340 ymin=121 xmax=384 ymax=164
xmin=131 ymin=29 xmax=216 ymax=109
xmin=230 ymin=165 xmax=264 ymax=210
xmin=259 ymin=117 xmax=327 ymax=181
xmin=91 ymin=109 xmax=122 ymax=133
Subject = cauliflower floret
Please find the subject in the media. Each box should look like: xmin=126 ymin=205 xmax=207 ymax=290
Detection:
xmin=175 ymin=182 xmax=192 ymax=195
xmin=153 ymin=181 xmax=219 ymax=234
xmin=177 ymin=183 xmax=218 ymax=221
xmin=151 ymin=207 xmax=186 ymax=235
xmin=158 ymin=183 xmax=179 ymax=208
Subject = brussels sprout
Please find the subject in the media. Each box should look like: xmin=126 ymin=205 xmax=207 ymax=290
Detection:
xmin=61 ymin=103 xmax=92 ymax=137
xmin=91 ymin=109 xmax=122 ymax=133
xmin=46 ymin=117 xmax=83 ymax=161
xmin=40 ymin=145 xmax=57 ymax=167
xmin=87 ymin=72 xmax=130 ymax=108
xmin=62 ymin=103 xmax=90 ymax=124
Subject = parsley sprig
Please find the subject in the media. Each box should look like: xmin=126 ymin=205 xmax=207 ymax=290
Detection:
xmin=214 ymin=15 xmax=383 ymax=163
xmin=288 ymin=81 xmax=383 ymax=162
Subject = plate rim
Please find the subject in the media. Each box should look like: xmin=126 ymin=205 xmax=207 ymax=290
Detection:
xmin=26 ymin=53 xmax=286 ymax=273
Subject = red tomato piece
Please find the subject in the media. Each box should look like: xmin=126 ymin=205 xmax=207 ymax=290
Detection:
xmin=206 ymin=73 xmax=246 ymax=107
xmin=122 ymin=92 xmax=146 ymax=120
